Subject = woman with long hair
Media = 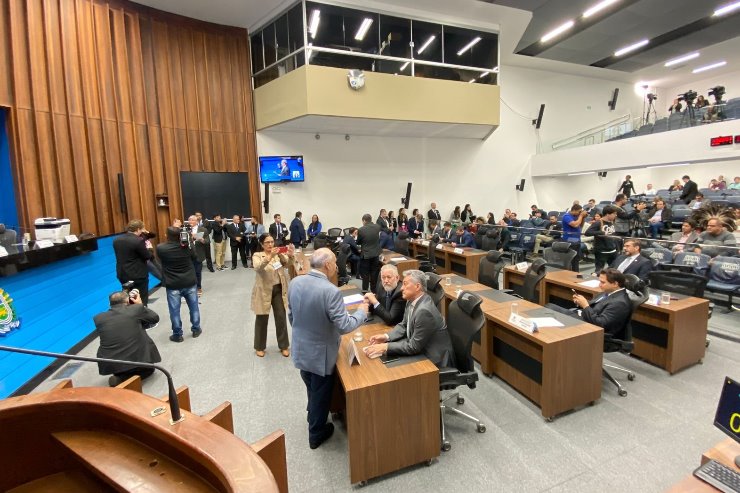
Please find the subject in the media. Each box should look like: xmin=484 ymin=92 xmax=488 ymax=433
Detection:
xmin=307 ymin=214 xmax=322 ymax=242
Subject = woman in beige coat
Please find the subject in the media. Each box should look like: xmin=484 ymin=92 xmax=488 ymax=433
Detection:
xmin=251 ymin=234 xmax=294 ymax=357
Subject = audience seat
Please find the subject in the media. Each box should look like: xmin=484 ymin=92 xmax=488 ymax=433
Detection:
xmin=425 ymin=272 xmax=445 ymax=311
xmin=543 ymin=241 xmax=578 ymax=271
xmin=705 ymin=256 xmax=740 ymax=312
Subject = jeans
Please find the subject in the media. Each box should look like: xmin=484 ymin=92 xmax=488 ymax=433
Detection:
xmin=649 ymin=222 xmax=664 ymax=239
xmin=166 ymin=285 xmax=201 ymax=336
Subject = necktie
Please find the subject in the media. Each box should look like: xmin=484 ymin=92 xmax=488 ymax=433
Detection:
xmin=385 ymin=292 xmax=391 ymax=312
xmin=617 ymin=256 xmax=633 ymax=272
xmin=405 ymin=302 xmax=415 ymax=339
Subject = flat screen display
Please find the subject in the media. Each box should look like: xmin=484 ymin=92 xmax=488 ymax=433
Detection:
xmin=714 ymin=376 xmax=740 ymax=444
xmin=259 ymin=156 xmax=304 ymax=183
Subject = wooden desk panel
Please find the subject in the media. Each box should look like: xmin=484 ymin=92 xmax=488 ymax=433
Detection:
xmin=291 ymin=250 xmax=337 ymax=285
xmin=381 ymin=250 xmax=419 ymax=275
xmin=335 ymin=324 xmax=440 ymax=484
xmin=410 ymin=240 xmax=486 ymax=281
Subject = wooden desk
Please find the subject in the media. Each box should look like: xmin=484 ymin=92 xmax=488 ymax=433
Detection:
xmin=290 ymin=250 xmax=338 ymax=285
xmin=381 ymin=249 xmax=419 ymax=275
xmin=504 ymin=266 xmax=710 ymax=374
xmin=335 ymin=324 xmax=440 ymax=484
xmin=409 ymin=240 xmax=486 ymax=281
xmin=666 ymin=438 xmax=740 ymax=492
xmin=440 ymin=274 xmax=603 ymax=420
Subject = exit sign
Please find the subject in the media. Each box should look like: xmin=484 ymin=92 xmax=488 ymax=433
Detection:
xmin=710 ymin=135 xmax=733 ymax=147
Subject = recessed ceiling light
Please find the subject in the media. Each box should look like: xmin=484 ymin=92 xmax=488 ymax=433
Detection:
xmin=614 ymin=39 xmax=648 ymax=57
xmin=713 ymin=1 xmax=740 ymax=16
xmin=540 ymin=20 xmax=575 ymax=43
xmin=354 ymin=18 xmax=374 ymax=41
xmin=479 ymin=66 xmax=498 ymax=79
xmin=664 ymin=52 xmax=700 ymax=67
xmin=583 ymin=0 xmax=620 ymax=18
xmin=647 ymin=163 xmax=690 ymax=169
xmin=417 ymin=35 xmax=436 ymax=54
xmin=457 ymin=37 xmax=481 ymax=56
xmin=399 ymin=61 xmax=409 ymax=71
xmin=692 ymin=61 xmax=727 ymax=73
xmin=308 ymin=10 xmax=320 ymax=39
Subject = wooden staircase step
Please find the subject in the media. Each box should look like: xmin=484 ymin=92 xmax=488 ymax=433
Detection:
xmin=7 ymin=469 xmax=113 ymax=492
xmin=52 ymin=430 xmax=218 ymax=492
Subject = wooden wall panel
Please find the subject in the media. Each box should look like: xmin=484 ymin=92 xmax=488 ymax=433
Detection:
xmin=2 ymin=0 xmax=260 ymax=238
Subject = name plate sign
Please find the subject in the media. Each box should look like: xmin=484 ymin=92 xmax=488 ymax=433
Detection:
xmin=65 ymin=235 xmax=79 ymax=243
xmin=0 ymin=246 xmax=7 ymax=257
xmin=347 ymin=339 xmax=362 ymax=366
xmin=508 ymin=314 xmax=538 ymax=334
xmin=515 ymin=261 xmax=529 ymax=272
xmin=36 ymin=240 xmax=55 ymax=249
xmin=453 ymin=247 xmax=464 ymax=254
xmin=436 ymin=244 xmax=444 ymax=250
xmin=421 ymin=240 xmax=430 ymax=247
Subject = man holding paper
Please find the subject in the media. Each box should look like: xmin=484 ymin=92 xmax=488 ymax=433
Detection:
xmin=364 ymin=270 xmax=454 ymax=367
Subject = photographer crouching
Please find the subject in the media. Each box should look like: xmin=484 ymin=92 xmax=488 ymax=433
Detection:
xmin=93 ymin=288 xmax=161 ymax=386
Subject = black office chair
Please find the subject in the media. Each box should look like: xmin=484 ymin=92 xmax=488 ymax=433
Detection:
xmin=416 ymin=236 xmax=440 ymax=273
xmin=439 ymin=291 xmax=486 ymax=451
xmin=478 ymin=251 xmax=506 ymax=290
xmin=513 ymin=258 xmax=547 ymax=303
xmin=313 ymin=232 xmax=329 ymax=249
xmin=425 ymin=272 xmax=445 ymax=311
xmin=342 ymin=227 xmax=352 ymax=237
xmin=481 ymin=228 xmax=500 ymax=251
xmin=327 ymin=227 xmax=343 ymax=238
xmin=336 ymin=243 xmax=352 ymax=286
xmin=603 ymin=274 xmax=648 ymax=397
xmin=648 ymin=271 xmax=708 ymax=297
xmin=543 ymin=241 xmax=578 ymax=271
xmin=394 ymin=232 xmax=410 ymax=256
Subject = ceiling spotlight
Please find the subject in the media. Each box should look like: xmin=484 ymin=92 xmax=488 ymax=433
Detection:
xmin=692 ymin=61 xmax=727 ymax=74
xmin=540 ymin=20 xmax=575 ymax=43
xmin=664 ymin=52 xmax=700 ymax=67
xmin=583 ymin=0 xmax=620 ymax=18
xmin=355 ymin=18 xmax=374 ymax=41
xmin=457 ymin=37 xmax=481 ymax=56
xmin=713 ymin=1 xmax=740 ymax=16
xmin=308 ymin=10 xmax=320 ymax=39
xmin=417 ymin=35 xmax=436 ymax=54
xmin=614 ymin=39 xmax=648 ymax=57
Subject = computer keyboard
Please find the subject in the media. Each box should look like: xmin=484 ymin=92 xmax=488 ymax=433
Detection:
xmin=693 ymin=459 xmax=740 ymax=493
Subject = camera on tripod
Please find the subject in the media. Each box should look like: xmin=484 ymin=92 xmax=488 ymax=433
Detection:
xmin=647 ymin=93 xmax=657 ymax=102
xmin=708 ymin=85 xmax=725 ymax=103
xmin=677 ymin=90 xmax=697 ymax=104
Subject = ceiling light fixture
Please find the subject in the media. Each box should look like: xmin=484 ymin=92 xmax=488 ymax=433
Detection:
xmin=664 ymin=52 xmax=700 ymax=67
xmin=540 ymin=20 xmax=575 ymax=43
xmin=493 ymin=66 xmax=500 ymax=73
xmin=479 ymin=66 xmax=499 ymax=79
xmin=693 ymin=61 xmax=727 ymax=73
xmin=354 ymin=18 xmax=374 ymax=41
xmin=583 ymin=0 xmax=620 ymax=18
xmin=647 ymin=163 xmax=690 ymax=169
xmin=567 ymin=171 xmax=596 ymax=176
xmin=457 ymin=37 xmax=481 ymax=56
xmin=614 ymin=39 xmax=649 ymax=57
xmin=713 ymin=1 xmax=740 ymax=16
xmin=417 ymin=35 xmax=436 ymax=54
xmin=308 ymin=10 xmax=320 ymax=39
xmin=399 ymin=61 xmax=409 ymax=71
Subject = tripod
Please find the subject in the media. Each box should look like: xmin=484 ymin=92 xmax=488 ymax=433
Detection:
xmin=681 ymin=100 xmax=697 ymax=127
xmin=643 ymin=97 xmax=657 ymax=125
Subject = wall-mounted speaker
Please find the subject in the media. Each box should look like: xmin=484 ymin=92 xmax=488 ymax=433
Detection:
xmin=117 ymin=173 xmax=127 ymax=214
xmin=532 ymin=104 xmax=545 ymax=129
xmin=263 ymin=182 xmax=269 ymax=214
xmin=598 ymin=171 xmax=608 ymax=178
xmin=403 ymin=182 xmax=412 ymax=209
xmin=608 ymin=88 xmax=619 ymax=110
xmin=515 ymin=179 xmax=526 ymax=191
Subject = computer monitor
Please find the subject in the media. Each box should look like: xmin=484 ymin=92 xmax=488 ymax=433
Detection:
xmin=713 ymin=376 xmax=740 ymax=467
xmin=259 ymin=156 xmax=305 ymax=183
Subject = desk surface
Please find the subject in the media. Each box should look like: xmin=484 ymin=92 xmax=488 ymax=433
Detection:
xmin=666 ymin=438 xmax=740 ymax=492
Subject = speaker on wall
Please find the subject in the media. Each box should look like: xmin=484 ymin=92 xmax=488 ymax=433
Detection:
xmin=117 ymin=173 xmax=127 ymax=214
xmin=608 ymin=88 xmax=619 ymax=110
xmin=532 ymin=104 xmax=545 ymax=129
xmin=598 ymin=171 xmax=608 ymax=178
xmin=263 ymin=182 xmax=269 ymax=215
xmin=515 ymin=179 xmax=526 ymax=191
xmin=403 ymin=182 xmax=412 ymax=209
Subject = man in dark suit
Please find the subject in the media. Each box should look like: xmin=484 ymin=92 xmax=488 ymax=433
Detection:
xmin=376 ymin=208 xmax=394 ymax=250
xmin=357 ymin=213 xmax=382 ymax=291
xmin=364 ymin=264 xmax=405 ymax=325
xmin=94 ymin=289 xmax=160 ymax=386
xmin=187 ymin=215 xmax=210 ymax=296
xmin=450 ymin=226 xmax=476 ymax=248
xmin=679 ymin=174 xmax=699 ymax=204
xmin=610 ymin=239 xmax=652 ymax=282
xmin=289 ymin=211 xmax=306 ymax=248
xmin=408 ymin=213 xmax=424 ymax=239
xmin=195 ymin=211 xmax=214 ymax=272
xmin=439 ymin=222 xmax=455 ymax=242
xmin=269 ymin=213 xmax=289 ymax=246
xmin=364 ymin=269 xmax=455 ymax=367
xmin=342 ymin=227 xmax=361 ymax=277
xmin=227 ymin=215 xmax=248 ymax=269
xmin=113 ymin=219 xmax=153 ymax=305
xmin=427 ymin=202 xmax=442 ymax=233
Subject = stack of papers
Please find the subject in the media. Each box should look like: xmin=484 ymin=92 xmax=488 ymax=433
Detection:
xmin=528 ymin=317 xmax=564 ymax=328
xmin=578 ymin=279 xmax=601 ymax=288
xmin=389 ymin=256 xmax=407 ymax=262
xmin=343 ymin=294 xmax=364 ymax=305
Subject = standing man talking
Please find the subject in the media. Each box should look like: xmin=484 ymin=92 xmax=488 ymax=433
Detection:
xmin=227 ymin=215 xmax=248 ymax=269
xmin=288 ymin=248 xmax=369 ymax=449
xmin=269 ymin=213 xmax=288 ymax=246
xmin=357 ymin=213 xmax=382 ymax=292
xmin=113 ymin=219 xmax=153 ymax=305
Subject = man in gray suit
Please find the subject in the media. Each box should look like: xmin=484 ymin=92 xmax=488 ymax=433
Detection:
xmin=364 ymin=269 xmax=455 ymax=368
xmin=357 ymin=213 xmax=382 ymax=291
xmin=288 ymin=248 xmax=369 ymax=449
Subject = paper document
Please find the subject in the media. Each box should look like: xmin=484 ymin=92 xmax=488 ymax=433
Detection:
xmin=528 ymin=317 xmax=565 ymax=328
xmin=578 ymin=279 xmax=601 ymax=288
xmin=343 ymin=294 xmax=364 ymax=305
xmin=389 ymin=256 xmax=407 ymax=262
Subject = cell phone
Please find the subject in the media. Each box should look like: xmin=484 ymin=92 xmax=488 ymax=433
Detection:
xmin=380 ymin=353 xmax=400 ymax=364
xmin=575 ymin=274 xmax=584 ymax=279
xmin=277 ymin=246 xmax=288 ymax=254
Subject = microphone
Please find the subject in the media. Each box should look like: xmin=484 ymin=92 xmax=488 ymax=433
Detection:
xmin=0 ymin=345 xmax=183 ymax=424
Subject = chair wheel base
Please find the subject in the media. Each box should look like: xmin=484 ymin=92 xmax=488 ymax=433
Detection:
xmin=477 ymin=424 xmax=486 ymax=433
xmin=545 ymin=416 xmax=554 ymax=423
xmin=618 ymin=389 xmax=628 ymax=397
xmin=425 ymin=459 xmax=434 ymax=467
xmin=441 ymin=441 xmax=451 ymax=452
xmin=457 ymin=396 xmax=465 ymax=405
xmin=627 ymin=373 xmax=635 ymax=381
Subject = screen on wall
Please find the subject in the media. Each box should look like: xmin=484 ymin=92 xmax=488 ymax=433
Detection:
xmin=259 ymin=156 xmax=304 ymax=183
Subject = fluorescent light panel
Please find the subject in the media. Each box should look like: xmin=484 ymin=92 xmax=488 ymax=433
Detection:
xmin=568 ymin=171 xmax=596 ymax=176
xmin=664 ymin=52 xmax=700 ymax=67
xmin=399 ymin=61 xmax=409 ymax=71
xmin=457 ymin=37 xmax=481 ymax=56
xmin=541 ymin=20 xmax=575 ymax=43
xmin=583 ymin=0 xmax=620 ymax=18
xmin=308 ymin=10 xmax=320 ymax=39
xmin=614 ymin=39 xmax=648 ymax=57
xmin=693 ymin=61 xmax=727 ymax=73
xmin=713 ymin=1 xmax=740 ymax=16
xmin=354 ymin=18 xmax=374 ymax=41
xmin=479 ymin=66 xmax=499 ymax=79
xmin=647 ymin=163 xmax=690 ymax=169
xmin=417 ymin=35 xmax=436 ymax=54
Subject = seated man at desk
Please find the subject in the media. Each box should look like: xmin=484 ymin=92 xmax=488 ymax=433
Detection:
xmin=546 ymin=268 xmax=632 ymax=337
xmin=364 ymin=264 xmax=405 ymax=325
xmin=449 ymin=225 xmax=476 ymax=248
xmin=610 ymin=239 xmax=652 ymax=282
xmin=364 ymin=269 xmax=455 ymax=367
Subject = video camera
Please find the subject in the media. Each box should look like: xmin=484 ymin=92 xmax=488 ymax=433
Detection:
xmin=708 ymin=85 xmax=725 ymax=103
xmin=180 ymin=225 xmax=192 ymax=247
xmin=677 ymin=90 xmax=697 ymax=104
xmin=647 ymin=93 xmax=657 ymax=102
xmin=121 ymin=280 xmax=140 ymax=304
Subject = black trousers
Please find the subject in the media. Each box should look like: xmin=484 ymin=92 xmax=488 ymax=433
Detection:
xmin=594 ymin=250 xmax=618 ymax=273
xmin=231 ymin=241 xmax=247 ymax=267
xmin=254 ymin=284 xmax=289 ymax=351
xmin=300 ymin=370 xmax=335 ymax=443
xmin=193 ymin=260 xmax=203 ymax=289
xmin=125 ymin=278 xmax=149 ymax=306
xmin=568 ymin=241 xmax=581 ymax=272
xmin=204 ymin=244 xmax=213 ymax=270
xmin=360 ymin=256 xmax=380 ymax=291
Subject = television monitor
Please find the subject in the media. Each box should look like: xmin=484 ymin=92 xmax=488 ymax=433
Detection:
xmin=713 ymin=376 xmax=740 ymax=467
xmin=259 ymin=156 xmax=304 ymax=183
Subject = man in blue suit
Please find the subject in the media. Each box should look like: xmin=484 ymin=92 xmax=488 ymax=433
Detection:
xmin=288 ymin=248 xmax=369 ymax=449
xmin=289 ymin=211 xmax=306 ymax=248
xmin=450 ymin=226 xmax=476 ymax=248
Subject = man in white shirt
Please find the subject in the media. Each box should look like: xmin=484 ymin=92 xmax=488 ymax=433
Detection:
xmin=645 ymin=184 xmax=657 ymax=196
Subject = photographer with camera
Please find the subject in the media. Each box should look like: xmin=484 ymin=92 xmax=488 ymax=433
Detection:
xmin=195 ymin=212 xmax=215 ymax=272
xmin=93 ymin=289 xmax=161 ymax=386
xmin=156 ymin=227 xmax=203 ymax=343
xmin=187 ymin=215 xmax=210 ymax=296
xmin=113 ymin=219 xmax=153 ymax=305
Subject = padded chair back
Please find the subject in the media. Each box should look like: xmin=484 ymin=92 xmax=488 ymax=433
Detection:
xmin=707 ymin=256 xmax=740 ymax=287
xmin=394 ymin=232 xmax=410 ymax=256
xmin=673 ymin=252 xmax=711 ymax=276
xmin=342 ymin=227 xmax=352 ymax=237
xmin=313 ymin=232 xmax=329 ymax=249
xmin=327 ymin=227 xmax=342 ymax=238
xmin=645 ymin=246 xmax=673 ymax=266
xmin=427 ymin=236 xmax=440 ymax=265
xmin=648 ymin=271 xmax=707 ymax=297
xmin=520 ymin=258 xmax=547 ymax=303
xmin=612 ymin=274 xmax=648 ymax=352
xmin=543 ymin=241 xmax=577 ymax=270
xmin=478 ymin=251 xmax=504 ymax=290
xmin=425 ymin=272 xmax=445 ymax=310
xmin=447 ymin=292 xmax=485 ymax=374
xmin=481 ymin=228 xmax=500 ymax=251
xmin=336 ymin=243 xmax=351 ymax=285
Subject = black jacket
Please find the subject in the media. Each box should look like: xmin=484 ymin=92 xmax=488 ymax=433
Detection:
xmin=408 ymin=217 xmax=424 ymax=238
xmin=227 ymin=222 xmax=246 ymax=247
xmin=190 ymin=225 xmax=210 ymax=263
xmin=113 ymin=232 xmax=153 ymax=282
xmin=679 ymin=180 xmax=698 ymax=204
xmin=584 ymin=220 xmax=620 ymax=253
xmin=343 ymin=235 xmax=361 ymax=256
xmin=269 ymin=222 xmax=288 ymax=246
xmin=94 ymin=304 xmax=160 ymax=375
xmin=210 ymin=221 xmax=225 ymax=243
xmin=610 ymin=254 xmax=653 ymax=282
xmin=372 ymin=281 xmax=405 ymax=325
xmin=156 ymin=241 xmax=197 ymax=289
xmin=357 ymin=222 xmax=382 ymax=259
xmin=581 ymin=289 xmax=632 ymax=338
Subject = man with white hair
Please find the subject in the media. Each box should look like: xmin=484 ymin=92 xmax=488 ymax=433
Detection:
xmin=364 ymin=264 xmax=405 ymax=325
xmin=288 ymin=248 xmax=369 ymax=449
xmin=364 ymin=270 xmax=454 ymax=368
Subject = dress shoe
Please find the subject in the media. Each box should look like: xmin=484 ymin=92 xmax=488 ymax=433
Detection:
xmin=309 ymin=423 xmax=335 ymax=449
xmin=231 ymin=266 xmax=237 ymax=270
xmin=208 ymin=268 xmax=215 ymax=272
xmin=281 ymin=349 xmax=290 ymax=357
xmin=192 ymin=328 xmax=202 ymax=338
xmin=255 ymin=350 xmax=266 ymax=357
xmin=169 ymin=334 xmax=184 ymax=343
